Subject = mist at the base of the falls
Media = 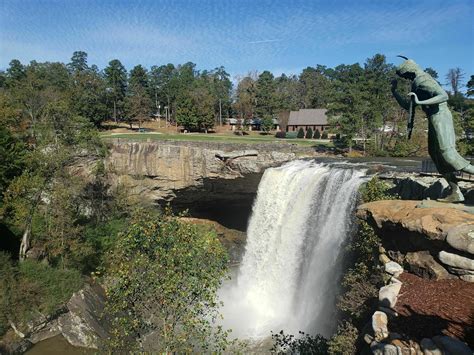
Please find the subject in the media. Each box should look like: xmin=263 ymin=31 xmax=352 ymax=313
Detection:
xmin=218 ymin=160 xmax=366 ymax=341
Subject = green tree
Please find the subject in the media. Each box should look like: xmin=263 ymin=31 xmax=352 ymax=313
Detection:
xmin=305 ymin=127 xmax=313 ymax=139
xmin=234 ymin=74 xmax=257 ymax=119
xmin=299 ymin=65 xmax=332 ymax=108
xmin=297 ymin=127 xmax=305 ymax=138
xmin=68 ymin=51 xmax=88 ymax=72
xmin=261 ymin=114 xmax=274 ymax=134
xmin=125 ymin=83 xmax=152 ymax=129
xmin=104 ymin=59 xmax=127 ymax=122
xmin=424 ymin=67 xmax=438 ymax=80
xmin=327 ymin=63 xmax=367 ymax=152
xmin=363 ymin=54 xmax=396 ymax=152
xmin=314 ymin=129 xmax=321 ymax=139
xmin=70 ymin=68 xmax=108 ymax=126
xmin=274 ymin=74 xmax=302 ymax=112
xmin=255 ymin=70 xmax=276 ymax=117
xmin=105 ymin=210 xmax=232 ymax=352
xmin=467 ymin=75 xmax=474 ymax=97
xmin=6 ymin=59 xmax=26 ymax=85
xmin=0 ymin=127 xmax=26 ymax=203
xmin=129 ymin=64 xmax=149 ymax=90
xmin=149 ymin=63 xmax=176 ymax=117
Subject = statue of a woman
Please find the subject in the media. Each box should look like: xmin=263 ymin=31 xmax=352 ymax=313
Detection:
xmin=391 ymin=58 xmax=474 ymax=203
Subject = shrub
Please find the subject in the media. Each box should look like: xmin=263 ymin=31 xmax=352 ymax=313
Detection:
xmin=305 ymin=127 xmax=313 ymax=139
xmin=275 ymin=131 xmax=286 ymax=139
xmin=17 ymin=261 xmax=83 ymax=318
xmin=271 ymin=330 xmax=328 ymax=354
xmin=297 ymin=127 xmax=305 ymax=138
xmin=105 ymin=209 xmax=233 ymax=352
xmin=285 ymin=131 xmax=298 ymax=139
xmin=0 ymin=258 xmax=83 ymax=329
xmin=0 ymin=252 xmax=15 ymax=336
xmin=327 ymin=321 xmax=359 ymax=355
xmin=321 ymin=131 xmax=328 ymax=139
xmin=314 ymin=129 xmax=321 ymax=139
xmin=337 ymin=262 xmax=380 ymax=321
xmin=335 ymin=133 xmax=341 ymax=140
xmin=359 ymin=176 xmax=396 ymax=203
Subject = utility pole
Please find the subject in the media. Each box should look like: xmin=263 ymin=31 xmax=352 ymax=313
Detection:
xmin=219 ymin=98 xmax=222 ymax=126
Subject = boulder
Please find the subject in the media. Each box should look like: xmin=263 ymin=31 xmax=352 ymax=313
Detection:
xmin=404 ymin=251 xmax=451 ymax=280
xmin=58 ymin=284 xmax=109 ymax=349
xmin=432 ymin=335 xmax=472 ymax=355
xmin=446 ymin=266 xmax=474 ymax=276
xmin=423 ymin=179 xmax=449 ymax=200
xmin=390 ymin=339 xmax=422 ymax=354
xmin=380 ymin=254 xmax=391 ymax=264
xmin=379 ymin=282 xmax=402 ymax=309
xmin=446 ymin=223 xmax=474 ymax=255
xmin=371 ymin=342 xmax=400 ymax=355
xmin=357 ymin=200 xmax=474 ymax=243
xmin=460 ymin=275 xmax=474 ymax=282
xmin=393 ymin=177 xmax=430 ymax=200
xmin=438 ymin=251 xmax=474 ymax=271
xmin=420 ymin=338 xmax=442 ymax=355
xmin=371 ymin=311 xmax=389 ymax=341
xmin=384 ymin=261 xmax=403 ymax=277
xmin=29 ymin=319 xmax=61 ymax=344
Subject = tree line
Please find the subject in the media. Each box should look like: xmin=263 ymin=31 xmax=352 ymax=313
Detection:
xmin=1 ymin=52 xmax=472 ymax=153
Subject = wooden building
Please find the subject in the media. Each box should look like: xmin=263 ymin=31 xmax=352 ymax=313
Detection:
xmin=286 ymin=109 xmax=330 ymax=133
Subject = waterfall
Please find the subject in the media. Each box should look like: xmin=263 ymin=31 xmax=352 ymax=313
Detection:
xmin=220 ymin=160 xmax=366 ymax=339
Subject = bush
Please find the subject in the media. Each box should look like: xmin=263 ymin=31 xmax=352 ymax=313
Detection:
xmin=335 ymin=133 xmax=341 ymax=140
xmin=285 ymin=131 xmax=298 ymax=139
xmin=16 ymin=261 xmax=83 ymax=319
xmin=359 ymin=176 xmax=396 ymax=203
xmin=327 ymin=321 xmax=359 ymax=355
xmin=105 ymin=210 xmax=232 ymax=352
xmin=275 ymin=131 xmax=286 ymax=139
xmin=305 ymin=127 xmax=313 ymax=139
xmin=271 ymin=330 xmax=328 ymax=354
xmin=297 ymin=127 xmax=305 ymax=138
xmin=0 ymin=252 xmax=15 ymax=335
xmin=0 ymin=257 xmax=83 ymax=330
xmin=314 ymin=129 xmax=321 ymax=139
xmin=321 ymin=131 xmax=328 ymax=139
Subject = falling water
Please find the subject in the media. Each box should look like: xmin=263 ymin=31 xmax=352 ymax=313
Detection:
xmin=220 ymin=160 xmax=366 ymax=340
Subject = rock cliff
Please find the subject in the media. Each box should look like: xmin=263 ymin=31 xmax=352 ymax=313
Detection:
xmin=104 ymin=139 xmax=315 ymax=205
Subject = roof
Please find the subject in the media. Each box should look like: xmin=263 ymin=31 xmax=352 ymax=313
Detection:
xmin=287 ymin=109 xmax=328 ymax=126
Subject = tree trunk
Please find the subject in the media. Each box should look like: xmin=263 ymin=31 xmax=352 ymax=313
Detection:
xmin=19 ymin=223 xmax=31 ymax=261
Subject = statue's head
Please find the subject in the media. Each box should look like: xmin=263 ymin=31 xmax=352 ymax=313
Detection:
xmin=396 ymin=57 xmax=423 ymax=79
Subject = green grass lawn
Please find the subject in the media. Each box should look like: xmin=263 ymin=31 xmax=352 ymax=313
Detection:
xmin=100 ymin=132 xmax=334 ymax=147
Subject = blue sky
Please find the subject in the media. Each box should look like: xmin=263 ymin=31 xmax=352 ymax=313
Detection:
xmin=1 ymin=0 xmax=473 ymax=82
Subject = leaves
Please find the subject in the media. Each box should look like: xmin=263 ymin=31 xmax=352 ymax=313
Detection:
xmin=105 ymin=210 xmax=232 ymax=352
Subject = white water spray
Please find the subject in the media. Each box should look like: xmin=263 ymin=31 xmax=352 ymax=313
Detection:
xmin=220 ymin=160 xmax=365 ymax=339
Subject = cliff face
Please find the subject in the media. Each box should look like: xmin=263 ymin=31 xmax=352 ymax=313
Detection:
xmin=104 ymin=139 xmax=312 ymax=205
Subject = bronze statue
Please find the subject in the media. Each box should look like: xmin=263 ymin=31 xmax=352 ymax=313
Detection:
xmin=391 ymin=57 xmax=474 ymax=203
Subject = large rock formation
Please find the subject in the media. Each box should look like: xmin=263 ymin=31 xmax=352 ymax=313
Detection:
xmin=357 ymin=200 xmax=474 ymax=282
xmin=103 ymin=139 xmax=314 ymax=206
